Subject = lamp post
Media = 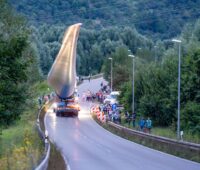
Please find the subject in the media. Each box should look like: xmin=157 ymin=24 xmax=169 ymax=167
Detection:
xmin=128 ymin=54 xmax=135 ymax=114
xmin=172 ymin=38 xmax=182 ymax=140
xmin=154 ymin=45 xmax=157 ymax=62
xmin=108 ymin=57 xmax=113 ymax=92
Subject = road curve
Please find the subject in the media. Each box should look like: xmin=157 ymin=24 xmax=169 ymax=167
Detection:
xmin=45 ymin=77 xmax=200 ymax=170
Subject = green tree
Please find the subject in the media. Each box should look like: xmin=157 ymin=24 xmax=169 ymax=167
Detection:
xmin=0 ymin=0 xmax=40 ymax=125
xmin=181 ymin=50 xmax=200 ymax=134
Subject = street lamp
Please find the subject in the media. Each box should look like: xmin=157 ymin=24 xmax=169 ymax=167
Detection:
xmin=108 ymin=57 xmax=113 ymax=92
xmin=172 ymin=38 xmax=182 ymax=140
xmin=128 ymin=54 xmax=135 ymax=114
xmin=154 ymin=45 xmax=157 ymax=62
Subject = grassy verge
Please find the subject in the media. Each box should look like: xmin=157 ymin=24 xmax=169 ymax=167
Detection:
xmin=0 ymin=80 xmax=52 ymax=170
xmin=47 ymin=143 xmax=66 ymax=170
xmin=0 ymin=107 xmax=43 ymax=169
xmin=120 ymin=116 xmax=200 ymax=144
xmin=152 ymin=127 xmax=200 ymax=143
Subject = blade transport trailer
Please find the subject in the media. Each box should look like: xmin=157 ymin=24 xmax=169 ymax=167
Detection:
xmin=48 ymin=23 xmax=82 ymax=116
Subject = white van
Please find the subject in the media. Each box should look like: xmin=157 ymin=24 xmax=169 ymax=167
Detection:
xmin=104 ymin=91 xmax=120 ymax=104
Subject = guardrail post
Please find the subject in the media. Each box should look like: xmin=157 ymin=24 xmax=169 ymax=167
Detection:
xmin=35 ymin=101 xmax=53 ymax=170
xmin=37 ymin=118 xmax=40 ymax=125
xmin=45 ymin=130 xmax=49 ymax=152
xmin=45 ymin=139 xmax=49 ymax=152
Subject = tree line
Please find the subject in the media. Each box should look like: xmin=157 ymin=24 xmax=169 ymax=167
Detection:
xmin=10 ymin=0 xmax=200 ymax=39
xmin=31 ymin=24 xmax=154 ymax=76
xmin=103 ymin=20 xmax=200 ymax=135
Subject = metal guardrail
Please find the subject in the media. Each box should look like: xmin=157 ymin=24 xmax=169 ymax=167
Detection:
xmin=108 ymin=121 xmax=200 ymax=150
xmin=35 ymin=142 xmax=50 ymax=170
xmin=34 ymin=101 xmax=52 ymax=170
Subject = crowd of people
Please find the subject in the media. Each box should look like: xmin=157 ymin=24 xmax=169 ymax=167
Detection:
xmin=81 ymin=82 xmax=110 ymax=103
xmin=81 ymin=90 xmax=106 ymax=102
xmin=88 ymin=82 xmax=153 ymax=134
xmin=99 ymin=103 xmax=121 ymax=123
xmin=38 ymin=92 xmax=56 ymax=108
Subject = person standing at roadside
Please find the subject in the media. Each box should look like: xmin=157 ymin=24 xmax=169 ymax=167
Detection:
xmin=139 ymin=117 xmax=145 ymax=132
xmin=125 ymin=111 xmax=131 ymax=126
xmin=38 ymin=97 xmax=42 ymax=108
xmin=89 ymin=74 xmax=91 ymax=82
xmin=132 ymin=112 xmax=137 ymax=127
xmin=100 ymin=82 xmax=103 ymax=89
xmin=146 ymin=117 xmax=152 ymax=133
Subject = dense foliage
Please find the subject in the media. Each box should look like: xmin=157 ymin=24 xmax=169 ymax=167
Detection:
xmin=31 ymin=25 xmax=154 ymax=76
xmin=10 ymin=0 xmax=200 ymax=39
xmin=103 ymin=20 xmax=200 ymax=135
xmin=0 ymin=0 xmax=40 ymax=126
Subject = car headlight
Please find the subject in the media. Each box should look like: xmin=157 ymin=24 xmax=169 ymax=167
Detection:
xmin=75 ymin=96 xmax=79 ymax=101
xmin=52 ymin=103 xmax=57 ymax=108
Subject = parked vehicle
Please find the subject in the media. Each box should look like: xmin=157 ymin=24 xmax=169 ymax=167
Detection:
xmin=104 ymin=91 xmax=120 ymax=104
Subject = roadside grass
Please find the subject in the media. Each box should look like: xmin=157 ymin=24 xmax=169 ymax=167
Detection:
xmin=0 ymin=108 xmax=43 ymax=169
xmin=0 ymin=80 xmax=52 ymax=170
xmin=152 ymin=127 xmax=200 ymax=143
xmin=120 ymin=116 xmax=200 ymax=144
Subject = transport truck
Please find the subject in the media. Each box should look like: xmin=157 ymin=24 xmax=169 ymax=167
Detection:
xmin=48 ymin=23 xmax=81 ymax=116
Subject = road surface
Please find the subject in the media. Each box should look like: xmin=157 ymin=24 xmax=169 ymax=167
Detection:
xmin=45 ymin=77 xmax=200 ymax=170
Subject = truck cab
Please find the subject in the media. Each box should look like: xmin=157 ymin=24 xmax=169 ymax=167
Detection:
xmin=54 ymin=101 xmax=80 ymax=117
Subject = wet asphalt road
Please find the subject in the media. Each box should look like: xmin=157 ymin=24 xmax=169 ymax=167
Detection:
xmin=45 ymin=77 xmax=200 ymax=170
